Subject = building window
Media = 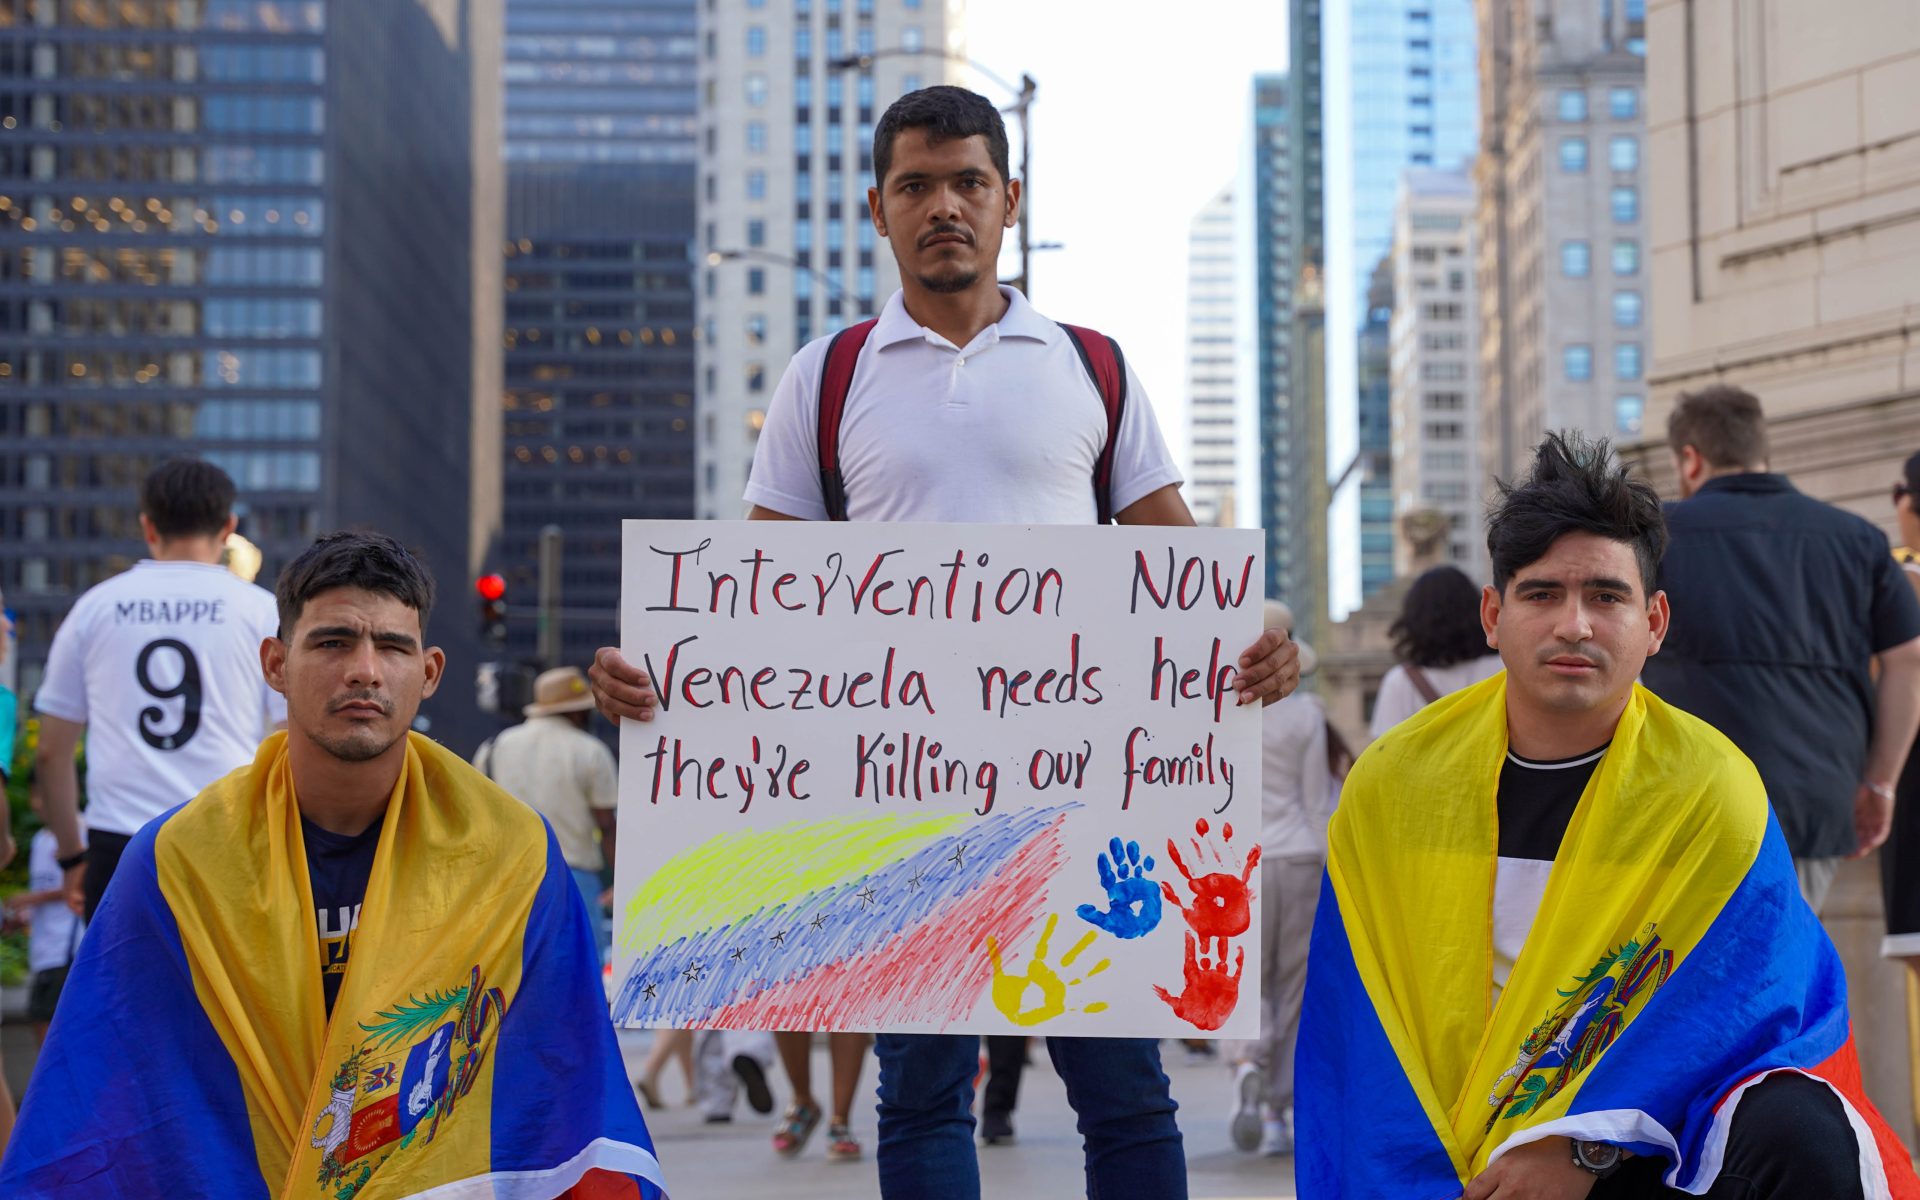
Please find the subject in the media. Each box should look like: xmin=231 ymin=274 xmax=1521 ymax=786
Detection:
xmin=746 ymin=73 xmax=767 ymax=106
xmin=901 ymin=73 xmax=922 ymax=94
xmin=747 ymin=219 xmax=766 ymax=247
xmin=902 ymin=26 xmax=924 ymax=51
xmin=827 ymin=221 xmax=845 ymax=251
xmin=1611 ymin=186 xmax=1639 ymax=223
xmin=794 ymin=270 xmax=812 ymax=298
xmin=1561 ymin=240 xmax=1591 ymax=277
xmin=1612 ymin=238 xmax=1639 ymax=275
xmin=858 ymin=74 xmax=875 ymax=108
xmin=796 ymin=221 xmax=813 ymax=251
xmin=796 ymin=172 xmax=812 ymax=201
xmin=858 ymin=266 xmax=874 ymax=299
xmin=746 ymin=315 xmax=767 ymax=344
xmin=826 ymin=25 xmax=843 ymax=57
xmin=795 ymin=75 xmax=812 ymax=106
xmin=1560 ymin=136 xmax=1589 ymax=171
xmin=858 ymin=221 xmax=875 ymax=250
xmin=796 ymin=124 xmax=812 ymax=155
xmin=747 ymin=170 xmax=766 ymax=200
xmin=1615 ymin=342 xmax=1643 ymax=380
xmin=1609 ymin=135 xmax=1639 ymax=172
xmin=1564 ymin=344 xmax=1593 ymax=382
xmin=747 ymin=120 xmax=767 ymax=152
xmin=1616 ymin=394 xmax=1645 ymax=435
xmin=1613 ymin=290 xmax=1643 ymax=328
xmin=747 ymin=363 xmax=766 ymax=391
xmin=1609 ymin=86 xmax=1638 ymax=119
xmin=748 ymin=268 xmax=766 ymax=295
xmin=858 ymin=26 xmax=874 ymax=54
xmin=747 ymin=26 xmax=765 ymax=56
xmin=1558 ymin=88 xmax=1587 ymax=121
xmin=795 ymin=25 xmax=811 ymax=57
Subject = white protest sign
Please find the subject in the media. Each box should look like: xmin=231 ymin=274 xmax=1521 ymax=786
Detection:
xmin=609 ymin=520 xmax=1265 ymax=1038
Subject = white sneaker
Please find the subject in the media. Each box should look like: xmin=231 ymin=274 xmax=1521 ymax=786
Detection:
xmin=1229 ymin=1062 xmax=1266 ymax=1153
xmin=1259 ymin=1117 xmax=1293 ymax=1157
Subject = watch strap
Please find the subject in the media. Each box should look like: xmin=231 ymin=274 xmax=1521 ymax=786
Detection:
xmin=56 ymin=849 xmax=87 ymax=871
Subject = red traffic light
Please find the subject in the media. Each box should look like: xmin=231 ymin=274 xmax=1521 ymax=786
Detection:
xmin=475 ymin=573 xmax=507 ymax=602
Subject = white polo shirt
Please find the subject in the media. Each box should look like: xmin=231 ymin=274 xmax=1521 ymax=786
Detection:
xmin=745 ymin=286 xmax=1182 ymax=524
xmin=35 ymin=559 xmax=284 ymax=836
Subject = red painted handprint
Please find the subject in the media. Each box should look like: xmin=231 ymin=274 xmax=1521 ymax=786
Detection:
xmin=1160 ymin=817 xmax=1260 ymax=958
xmin=1152 ymin=931 xmax=1244 ymax=1031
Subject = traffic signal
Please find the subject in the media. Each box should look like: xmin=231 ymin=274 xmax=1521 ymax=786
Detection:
xmin=477 ymin=573 xmax=508 ymax=647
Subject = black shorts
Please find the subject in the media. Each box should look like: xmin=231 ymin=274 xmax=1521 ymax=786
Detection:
xmin=1881 ymin=747 xmax=1920 ymax=944
xmin=82 ymin=827 xmax=134 ymax=922
xmin=28 ymin=965 xmax=70 ymax=1024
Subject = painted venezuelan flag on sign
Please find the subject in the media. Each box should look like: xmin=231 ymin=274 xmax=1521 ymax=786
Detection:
xmin=1296 ymin=677 xmax=1920 ymax=1199
xmin=612 ymin=804 xmax=1075 ymax=1029
xmin=0 ymin=734 xmax=667 ymax=1200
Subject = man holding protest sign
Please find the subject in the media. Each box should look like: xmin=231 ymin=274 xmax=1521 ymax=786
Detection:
xmin=593 ymin=85 xmax=1299 ymax=1200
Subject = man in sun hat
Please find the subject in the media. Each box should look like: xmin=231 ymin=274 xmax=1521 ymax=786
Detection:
xmin=478 ymin=665 xmax=620 ymax=958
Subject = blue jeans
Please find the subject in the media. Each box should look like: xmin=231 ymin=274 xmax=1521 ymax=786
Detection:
xmin=570 ymin=867 xmax=610 ymax=962
xmin=875 ymin=1034 xmax=1185 ymax=1200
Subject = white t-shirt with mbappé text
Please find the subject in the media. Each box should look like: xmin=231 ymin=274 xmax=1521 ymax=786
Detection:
xmin=34 ymin=559 xmax=285 ymax=836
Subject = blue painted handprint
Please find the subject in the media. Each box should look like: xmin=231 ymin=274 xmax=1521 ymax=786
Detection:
xmin=1075 ymin=837 xmax=1163 ymax=939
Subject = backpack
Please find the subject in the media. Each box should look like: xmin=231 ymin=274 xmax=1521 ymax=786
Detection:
xmin=813 ymin=317 xmax=1130 ymax=523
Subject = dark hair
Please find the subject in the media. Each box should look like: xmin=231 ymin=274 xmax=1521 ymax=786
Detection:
xmin=1389 ymin=566 xmax=1489 ymax=668
xmin=1902 ymin=450 xmax=1920 ymax=496
xmin=141 ymin=458 xmax=236 ymax=540
xmin=1667 ymin=383 xmax=1769 ymax=470
xmin=275 ymin=531 xmax=437 ymax=639
xmin=872 ymin=85 xmax=1011 ymax=188
xmin=1488 ymin=432 xmax=1668 ymax=596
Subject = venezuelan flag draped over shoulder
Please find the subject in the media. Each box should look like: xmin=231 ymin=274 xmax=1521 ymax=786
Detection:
xmin=1 ymin=732 xmax=667 ymax=1200
xmin=1297 ymin=675 xmax=1919 ymax=1199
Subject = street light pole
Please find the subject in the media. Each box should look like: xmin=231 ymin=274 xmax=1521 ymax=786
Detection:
xmin=706 ymin=247 xmax=869 ymax=315
xmin=830 ymin=51 xmax=1037 ymax=298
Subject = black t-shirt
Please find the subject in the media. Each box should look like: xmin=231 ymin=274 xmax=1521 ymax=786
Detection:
xmin=1493 ymin=745 xmax=1608 ymax=989
xmin=304 ymin=815 xmax=381 ymax=1016
xmin=1498 ymin=746 xmax=1606 ymax=860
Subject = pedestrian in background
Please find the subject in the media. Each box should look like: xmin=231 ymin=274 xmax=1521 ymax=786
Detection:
xmin=1641 ymin=385 xmax=1920 ymax=912
xmin=476 ymin=665 xmax=618 ymax=960
xmin=8 ymin=783 xmax=85 ymax=1044
xmin=1370 ymin=565 xmax=1504 ymax=739
xmin=1227 ymin=600 xmax=1334 ymax=1159
xmin=1879 ymin=450 xmax=1920 ymax=960
xmin=32 ymin=458 xmax=284 ymax=919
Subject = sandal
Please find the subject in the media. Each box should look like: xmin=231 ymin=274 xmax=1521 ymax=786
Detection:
xmin=771 ymin=1102 xmax=820 ymax=1157
xmin=826 ymin=1122 xmax=862 ymax=1161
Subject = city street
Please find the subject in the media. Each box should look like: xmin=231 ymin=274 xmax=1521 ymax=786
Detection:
xmin=620 ymin=1034 xmax=1296 ymax=1199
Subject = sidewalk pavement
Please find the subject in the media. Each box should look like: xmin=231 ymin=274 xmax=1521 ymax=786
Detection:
xmin=624 ymin=1033 xmax=1298 ymax=1199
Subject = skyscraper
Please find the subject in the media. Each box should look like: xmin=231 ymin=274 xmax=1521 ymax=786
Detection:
xmin=499 ymin=0 xmax=699 ymax=676
xmin=694 ymin=0 xmax=959 ymax=521
xmin=0 ymin=0 xmax=503 ymax=750
xmin=1473 ymin=0 xmax=1648 ymax=484
xmin=1388 ymin=167 xmax=1480 ymax=578
xmin=1183 ymin=185 xmax=1236 ymax=527
xmin=1325 ymin=0 xmax=1478 ymax=613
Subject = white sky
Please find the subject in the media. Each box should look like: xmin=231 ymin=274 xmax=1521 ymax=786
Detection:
xmin=960 ymin=0 xmax=1289 ymax=472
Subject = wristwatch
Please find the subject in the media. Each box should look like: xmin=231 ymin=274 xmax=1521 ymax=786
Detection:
xmin=1571 ymin=1140 xmax=1624 ymax=1178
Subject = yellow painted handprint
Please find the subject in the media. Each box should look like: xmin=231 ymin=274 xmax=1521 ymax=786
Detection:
xmin=986 ymin=914 xmax=1112 ymax=1026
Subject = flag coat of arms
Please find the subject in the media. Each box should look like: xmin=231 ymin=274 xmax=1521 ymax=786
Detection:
xmin=0 ymin=732 xmax=668 ymax=1200
xmin=1297 ymin=676 xmax=1920 ymax=1199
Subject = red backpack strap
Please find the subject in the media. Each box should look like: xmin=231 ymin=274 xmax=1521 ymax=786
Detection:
xmin=815 ymin=318 xmax=879 ymax=521
xmin=1057 ymin=322 xmax=1129 ymax=524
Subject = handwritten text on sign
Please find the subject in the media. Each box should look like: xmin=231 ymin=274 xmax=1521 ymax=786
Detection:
xmin=611 ymin=521 xmax=1265 ymax=1038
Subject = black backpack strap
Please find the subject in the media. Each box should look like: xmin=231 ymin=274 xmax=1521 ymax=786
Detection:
xmin=815 ymin=318 xmax=880 ymax=522
xmin=1057 ymin=322 xmax=1129 ymax=524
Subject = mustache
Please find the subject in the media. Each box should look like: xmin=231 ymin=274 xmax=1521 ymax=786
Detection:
xmin=1537 ymin=645 xmax=1606 ymax=668
xmin=918 ymin=224 xmax=973 ymax=248
xmin=328 ymin=689 xmax=393 ymax=716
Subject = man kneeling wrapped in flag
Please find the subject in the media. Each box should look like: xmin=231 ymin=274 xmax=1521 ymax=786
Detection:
xmin=1299 ymin=433 xmax=1920 ymax=1199
xmin=1 ymin=531 xmax=667 ymax=1200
